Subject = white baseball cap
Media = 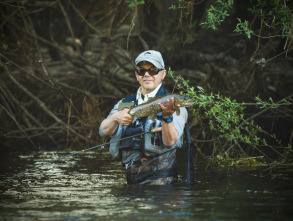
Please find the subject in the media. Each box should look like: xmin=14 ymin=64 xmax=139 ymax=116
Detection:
xmin=135 ymin=50 xmax=165 ymax=68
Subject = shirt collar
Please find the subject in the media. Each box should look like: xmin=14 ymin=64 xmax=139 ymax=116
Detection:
xmin=136 ymin=83 xmax=162 ymax=105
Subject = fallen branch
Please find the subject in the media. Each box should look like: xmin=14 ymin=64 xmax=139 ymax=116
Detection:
xmin=7 ymin=73 xmax=91 ymax=143
xmin=0 ymin=79 xmax=58 ymax=145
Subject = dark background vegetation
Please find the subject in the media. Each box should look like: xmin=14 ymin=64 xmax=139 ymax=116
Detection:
xmin=0 ymin=0 xmax=292 ymax=165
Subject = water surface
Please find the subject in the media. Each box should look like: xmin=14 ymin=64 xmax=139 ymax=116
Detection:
xmin=0 ymin=150 xmax=292 ymax=220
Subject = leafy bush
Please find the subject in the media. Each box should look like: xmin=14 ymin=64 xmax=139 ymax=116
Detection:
xmin=168 ymin=68 xmax=292 ymax=167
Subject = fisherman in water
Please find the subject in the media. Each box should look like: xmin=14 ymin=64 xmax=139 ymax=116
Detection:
xmin=99 ymin=50 xmax=188 ymax=185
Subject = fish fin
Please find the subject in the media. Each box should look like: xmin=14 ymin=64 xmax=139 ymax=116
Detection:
xmin=132 ymin=116 xmax=137 ymax=123
xmin=148 ymin=114 xmax=156 ymax=121
xmin=148 ymin=97 xmax=155 ymax=101
xmin=176 ymin=109 xmax=180 ymax=116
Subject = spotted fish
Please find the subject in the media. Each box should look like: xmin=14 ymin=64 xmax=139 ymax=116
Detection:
xmin=129 ymin=93 xmax=192 ymax=121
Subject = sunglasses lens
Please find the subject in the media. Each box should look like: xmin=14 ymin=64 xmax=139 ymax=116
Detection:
xmin=137 ymin=69 xmax=160 ymax=76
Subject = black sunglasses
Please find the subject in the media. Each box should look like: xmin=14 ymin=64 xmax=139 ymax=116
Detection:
xmin=136 ymin=68 xmax=164 ymax=76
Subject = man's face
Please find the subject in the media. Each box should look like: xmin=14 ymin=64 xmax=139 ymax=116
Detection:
xmin=135 ymin=61 xmax=166 ymax=95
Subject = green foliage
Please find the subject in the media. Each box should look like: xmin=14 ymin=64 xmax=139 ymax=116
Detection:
xmin=168 ymin=68 xmax=290 ymax=164
xmin=200 ymin=0 xmax=292 ymax=41
xmin=234 ymin=18 xmax=253 ymax=39
xmin=169 ymin=0 xmax=186 ymax=10
xmin=0 ymin=61 xmax=10 ymax=68
xmin=2 ymin=44 xmax=8 ymax=50
xmin=164 ymin=0 xmax=198 ymax=48
xmin=184 ymin=33 xmax=196 ymax=44
xmin=0 ymin=44 xmax=11 ymax=68
xmin=173 ymin=75 xmax=253 ymax=144
xmin=124 ymin=0 xmax=145 ymax=49
xmin=255 ymin=96 xmax=291 ymax=109
xmin=249 ymin=0 xmax=293 ymax=39
xmin=125 ymin=0 xmax=144 ymax=8
xmin=201 ymin=0 xmax=234 ymax=30
xmin=209 ymin=154 xmax=265 ymax=168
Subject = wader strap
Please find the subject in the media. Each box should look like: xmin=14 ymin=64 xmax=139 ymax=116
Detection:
xmin=183 ymin=122 xmax=195 ymax=184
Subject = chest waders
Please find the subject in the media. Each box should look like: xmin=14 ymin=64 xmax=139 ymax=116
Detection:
xmin=118 ymin=86 xmax=194 ymax=184
xmin=118 ymin=86 xmax=169 ymax=159
xmin=118 ymin=116 xmax=147 ymax=155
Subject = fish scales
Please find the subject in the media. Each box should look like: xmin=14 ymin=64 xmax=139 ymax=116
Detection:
xmin=129 ymin=93 xmax=191 ymax=120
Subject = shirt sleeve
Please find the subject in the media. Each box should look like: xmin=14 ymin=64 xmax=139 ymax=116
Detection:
xmin=174 ymin=107 xmax=188 ymax=137
xmin=98 ymin=99 xmax=123 ymax=137
xmin=172 ymin=107 xmax=188 ymax=148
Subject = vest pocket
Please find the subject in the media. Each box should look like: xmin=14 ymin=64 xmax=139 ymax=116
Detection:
xmin=119 ymin=126 xmax=144 ymax=150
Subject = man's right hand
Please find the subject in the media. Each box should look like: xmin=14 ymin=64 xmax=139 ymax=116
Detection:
xmin=100 ymin=108 xmax=133 ymax=136
xmin=117 ymin=108 xmax=133 ymax=126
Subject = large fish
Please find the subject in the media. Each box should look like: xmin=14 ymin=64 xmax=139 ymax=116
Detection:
xmin=129 ymin=93 xmax=192 ymax=121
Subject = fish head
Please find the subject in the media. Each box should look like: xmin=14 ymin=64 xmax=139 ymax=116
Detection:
xmin=175 ymin=95 xmax=192 ymax=107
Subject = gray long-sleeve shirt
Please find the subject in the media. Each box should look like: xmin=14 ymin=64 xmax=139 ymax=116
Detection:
xmin=99 ymin=98 xmax=188 ymax=164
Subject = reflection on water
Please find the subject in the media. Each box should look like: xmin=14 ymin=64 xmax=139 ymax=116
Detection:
xmin=0 ymin=151 xmax=292 ymax=220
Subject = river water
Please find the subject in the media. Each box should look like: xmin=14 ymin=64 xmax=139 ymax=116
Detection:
xmin=0 ymin=150 xmax=292 ymax=220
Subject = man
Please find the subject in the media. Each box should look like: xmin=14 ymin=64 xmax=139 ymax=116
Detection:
xmin=99 ymin=50 xmax=188 ymax=185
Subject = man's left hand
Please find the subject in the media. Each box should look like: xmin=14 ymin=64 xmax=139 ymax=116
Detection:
xmin=158 ymin=97 xmax=180 ymax=117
